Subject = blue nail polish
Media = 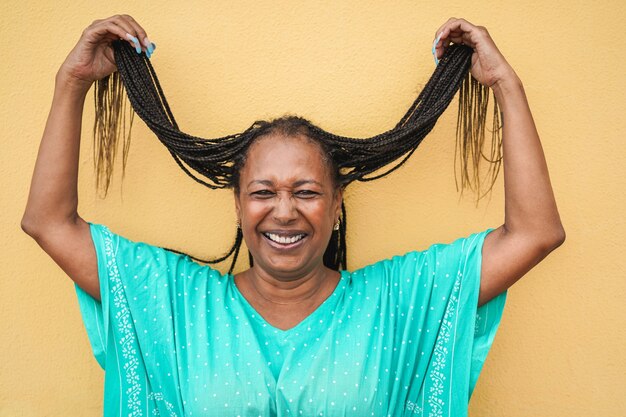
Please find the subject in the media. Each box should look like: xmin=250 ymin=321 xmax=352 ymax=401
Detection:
xmin=146 ymin=49 xmax=152 ymax=59
xmin=134 ymin=42 xmax=142 ymax=54
xmin=142 ymin=37 xmax=155 ymax=54
xmin=432 ymin=32 xmax=442 ymax=66
xmin=151 ymin=42 xmax=156 ymax=51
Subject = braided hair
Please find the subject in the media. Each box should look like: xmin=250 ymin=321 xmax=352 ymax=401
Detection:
xmin=94 ymin=40 xmax=502 ymax=273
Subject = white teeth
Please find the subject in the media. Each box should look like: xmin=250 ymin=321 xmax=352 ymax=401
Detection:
xmin=265 ymin=233 xmax=305 ymax=244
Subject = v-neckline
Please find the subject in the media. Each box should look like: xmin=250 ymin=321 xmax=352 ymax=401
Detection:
xmin=229 ymin=270 xmax=347 ymax=336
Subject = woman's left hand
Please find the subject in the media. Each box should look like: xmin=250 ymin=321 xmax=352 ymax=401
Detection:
xmin=433 ymin=20 xmax=566 ymax=308
xmin=432 ymin=18 xmax=517 ymax=89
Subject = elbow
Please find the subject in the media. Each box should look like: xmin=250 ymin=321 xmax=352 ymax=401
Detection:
xmin=21 ymin=215 xmax=41 ymax=239
xmin=21 ymin=212 xmax=81 ymax=240
xmin=555 ymin=226 xmax=566 ymax=246
xmin=20 ymin=212 xmax=50 ymax=239
xmin=506 ymin=222 xmax=566 ymax=254
xmin=539 ymin=224 xmax=566 ymax=253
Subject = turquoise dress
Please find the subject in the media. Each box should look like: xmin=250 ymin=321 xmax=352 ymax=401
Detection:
xmin=76 ymin=222 xmax=506 ymax=417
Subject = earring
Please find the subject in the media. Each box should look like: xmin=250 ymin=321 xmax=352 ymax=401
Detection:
xmin=236 ymin=219 xmax=241 ymax=229
xmin=333 ymin=219 xmax=340 ymax=231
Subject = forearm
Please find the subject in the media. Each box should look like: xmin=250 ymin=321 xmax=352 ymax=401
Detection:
xmin=21 ymin=72 xmax=91 ymax=232
xmin=493 ymin=72 xmax=565 ymax=244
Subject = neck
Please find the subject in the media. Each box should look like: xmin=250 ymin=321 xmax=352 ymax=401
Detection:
xmin=237 ymin=264 xmax=336 ymax=307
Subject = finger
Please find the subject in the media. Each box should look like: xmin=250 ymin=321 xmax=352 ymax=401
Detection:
xmin=120 ymin=15 xmax=154 ymax=55
xmin=108 ymin=15 xmax=144 ymax=53
xmin=434 ymin=18 xmax=479 ymax=58
xmin=85 ymin=17 xmax=138 ymax=53
xmin=107 ymin=15 xmax=137 ymax=41
xmin=433 ymin=17 xmax=457 ymax=40
xmin=433 ymin=18 xmax=461 ymax=59
xmin=449 ymin=25 xmax=491 ymax=51
xmin=101 ymin=44 xmax=116 ymax=65
xmin=432 ymin=17 xmax=453 ymax=54
xmin=447 ymin=32 xmax=475 ymax=47
xmin=442 ymin=18 xmax=477 ymax=38
xmin=83 ymin=20 xmax=131 ymax=46
xmin=432 ymin=18 xmax=458 ymax=64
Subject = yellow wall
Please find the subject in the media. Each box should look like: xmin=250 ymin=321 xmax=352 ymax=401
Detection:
xmin=2 ymin=1 xmax=624 ymax=415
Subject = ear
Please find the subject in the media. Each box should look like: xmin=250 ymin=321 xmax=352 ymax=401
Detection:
xmin=333 ymin=187 xmax=344 ymax=219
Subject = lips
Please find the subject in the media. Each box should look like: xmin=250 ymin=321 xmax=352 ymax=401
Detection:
xmin=262 ymin=231 xmax=308 ymax=249
xmin=263 ymin=232 xmax=306 ymax=244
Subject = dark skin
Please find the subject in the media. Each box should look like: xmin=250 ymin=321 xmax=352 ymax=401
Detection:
xmin=432 ymin=18 xmax=565 ymax=306
xmin=22 ymin=15 xmax=564 ymax=329
xmin=233 ymin=135 xmax=343 ymax=330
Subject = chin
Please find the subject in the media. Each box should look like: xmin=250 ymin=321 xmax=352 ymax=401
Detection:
xmin=255 ymin=254 xmax=318 ymax=277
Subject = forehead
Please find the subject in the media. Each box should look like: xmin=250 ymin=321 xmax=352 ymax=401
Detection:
xmin=241 ymin=135 xmax=331 ymax=186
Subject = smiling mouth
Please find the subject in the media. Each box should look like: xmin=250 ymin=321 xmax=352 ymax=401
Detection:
xmin=262 ymin=232 xmax=307 ymax=246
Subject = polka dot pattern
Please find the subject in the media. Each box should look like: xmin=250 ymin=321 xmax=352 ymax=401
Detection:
xmin=74 ymin=223 xmax=507 ymax=416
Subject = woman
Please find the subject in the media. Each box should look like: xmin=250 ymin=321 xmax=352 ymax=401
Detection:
xmin=21 ymin=15 xmax=565 ymax=416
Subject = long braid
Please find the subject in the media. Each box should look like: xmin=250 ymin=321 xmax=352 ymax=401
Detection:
xmin=94 ymin=41 xmax=501 ymax=271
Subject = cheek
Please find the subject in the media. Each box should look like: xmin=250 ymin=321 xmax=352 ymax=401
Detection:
xmin=300 ymin=200 xmax=335 ymax=224
xmin=241 ymin=201 xmax=271 ymax=224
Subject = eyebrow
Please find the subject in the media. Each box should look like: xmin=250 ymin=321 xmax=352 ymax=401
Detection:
xmin=247 ymin=179 xmax=324 ymax=187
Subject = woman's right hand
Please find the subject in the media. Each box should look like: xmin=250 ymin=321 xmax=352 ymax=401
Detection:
xmin=58 ymin=14 xmax=154 ymax=91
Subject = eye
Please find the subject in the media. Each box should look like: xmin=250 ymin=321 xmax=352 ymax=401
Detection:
xmin=250 ymin=190 xmax=274 ymax=198
xmin=295 ymin=190 xmax=319 ymax=198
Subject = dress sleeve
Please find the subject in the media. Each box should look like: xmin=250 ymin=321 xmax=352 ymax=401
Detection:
xmin=74 ymin=222 xmax=189 ymax=369
xmin=371 ymin=227 xmax=507 ymax=406
xmin=74 ymin=222 xmax=222 ymax=415
xmin=428 ymin=228 xmax=507 ymax=398
xmin=74 ymin=222 xmax=117 ymax=369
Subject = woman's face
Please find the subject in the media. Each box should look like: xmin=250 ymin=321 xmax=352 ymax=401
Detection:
xmin=234 ymin=134 xmax=342 ymax=279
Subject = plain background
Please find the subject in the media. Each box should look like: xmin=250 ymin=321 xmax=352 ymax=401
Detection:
xmin=2 ymin=1 xmax=624 ymax=415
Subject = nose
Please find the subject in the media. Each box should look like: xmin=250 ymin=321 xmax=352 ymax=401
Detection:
xmin=272 ymin=192 xmax=298 ymax=224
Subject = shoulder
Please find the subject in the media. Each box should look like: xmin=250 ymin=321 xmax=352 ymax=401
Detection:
xmin=87 ymin=222 xmax=222 ymax=279
xmin=341 ymin=228 xmax=496 ymax=313
xmin=346 ymin=228 xmax=495 ymax=280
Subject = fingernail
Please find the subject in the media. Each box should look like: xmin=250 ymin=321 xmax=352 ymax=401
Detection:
xmin=126 ymin=34 xmax=142 ymax=54
xmin=151 ymin=42 xmax=156 ymax=51
xmin=144 ymin=37 xmax=154 ymax=54
xmin=432 ymin=32 xmax=443 ymax=66
xmin=432 ymin=32 xmax=443 ymax=50
xmin=125 ymin=33 xmax=139 ymax=43
xmin=432 ymin=44 xmax=439 ymax=66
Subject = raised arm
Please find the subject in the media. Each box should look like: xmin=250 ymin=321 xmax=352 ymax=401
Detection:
xmin=433 ymin=18 xmax=566 ymax=306
xmin=21 ymin=15 xmax=153 ymax=301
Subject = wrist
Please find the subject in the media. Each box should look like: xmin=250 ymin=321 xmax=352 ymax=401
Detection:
xmin=492 ymin=69 xmax=523 ymax=98
xmin=55 ymin=68 xmax=92 ymax=97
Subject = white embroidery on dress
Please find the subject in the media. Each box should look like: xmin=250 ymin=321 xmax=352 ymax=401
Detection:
xmin=103 ymin=228 xmax=180 ymax=417
xmin=148 ymin=392 xmax=178 ymax=417
xmin=474 ymin=312 xmax=483 ymax=336
xmin=426 ymin=275 xmax=461 ymax=416
xmin=405 ymin=400 xmax=423 ymax=415
xmin=103 ymin=227 xmax=143 ymax=416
